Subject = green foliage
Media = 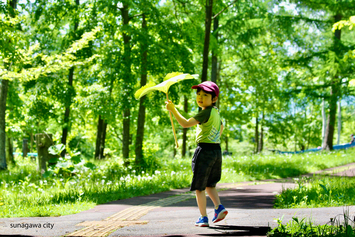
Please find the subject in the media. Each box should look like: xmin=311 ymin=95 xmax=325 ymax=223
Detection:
xmin=0 ymin=27 xmax=101 ymax=81
xmin=274 ymin=175 xmax=355 ymax=208
xmin=333 ymin=16 xmax=355 ymax=60
xmin=67 ymin=135 xmax=94 ymax=158
xmin=1 ymin=0 xmax=355 ymax=175
xmin=43 ymin=144 xmax=96 ymax=178
xmin=268 ymin=213 xmax=355 ymax=237
xmin=221 ymin=148 xmax=355 ymax=182
xmin=1 ymin=148 xmax=355 ymax=217
xmin=0 ymin=154 xmax=191 ymax=217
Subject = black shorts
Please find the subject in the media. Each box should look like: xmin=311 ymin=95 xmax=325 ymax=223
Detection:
xmin=190 ymin=143 xmax=222 ymax=191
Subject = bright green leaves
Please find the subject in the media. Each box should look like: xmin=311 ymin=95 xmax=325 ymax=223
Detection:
xmin=0 ymin=26 xmax=101 ymax=81
xmin=0 ymin=10 xmax=24 ymax=63
xmin=333 ymin=16 xmax=355 ymax=61
xmin=134 ymin=81 xmax=156 ymax=99
xmin=333 ymin=16 xmax=355 ymax=31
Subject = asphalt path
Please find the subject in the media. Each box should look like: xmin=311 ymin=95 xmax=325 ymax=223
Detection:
xmin=1 ymin=163 xmax=355 ymax=237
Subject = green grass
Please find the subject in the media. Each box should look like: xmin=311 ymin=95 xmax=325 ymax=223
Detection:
xmin=221 ymin=148 xmax=355 ymax=182
xmin=268 ymin=212 xmax=355 ymax=237
xmin=274 ymin=175 xmax=355 ymax=208
xmin=1 ymin=148 xmax=355 ymax=218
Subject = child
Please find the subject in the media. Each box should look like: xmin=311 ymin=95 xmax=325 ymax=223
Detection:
xmin=165 ymin=81 xmax=228 ymax=227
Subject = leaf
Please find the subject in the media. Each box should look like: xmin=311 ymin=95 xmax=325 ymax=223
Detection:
xmin=135 ymin=72 xmax=198 ymax=99
xmin=84 ymin=162 xmax=96 ymax=170
xmin=42 ymin=171 xmax=54 ymax=178
xmin=134 ymin=81 xmax=156 ymax=99
xmin=163 ymin=72 xmax=184 ymax=81
xmin=48 ymin=157 xmax=58 ymax=164
xmin=70 ymin=155 xmax=82 ymax=164
xmin=56 ymin=161 xmax=70 ymax=168
xmin=319 ymin=183 xmax=328 ymax=194
xmin=49 ymin=144 xmax=66 ymax=155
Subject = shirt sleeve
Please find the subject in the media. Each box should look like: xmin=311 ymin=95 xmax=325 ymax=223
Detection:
xmin=193 ymin=108 xmax=211 ymax=124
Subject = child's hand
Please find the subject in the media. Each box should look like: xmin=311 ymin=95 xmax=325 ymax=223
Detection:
xmin=165 ymin=100 xmax=175 ymax=112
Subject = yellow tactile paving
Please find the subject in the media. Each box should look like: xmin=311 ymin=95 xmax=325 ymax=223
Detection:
xmin=66 ymin=191 xmax=196 ymax=237
xmin=66 ymin=183 xmax=247 ymax=237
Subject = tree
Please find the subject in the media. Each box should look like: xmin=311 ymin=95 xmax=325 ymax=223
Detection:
xmin=182 ymin=96 xmax=188 ymax=157
xmin=120 ymin=2 xmax=133 ymax=162
xmin=61 ymin=0 xmax=80 ymax=156
xmin=0 ymin=0 xmax=18 ymax=170
xmin=135 ymin=13 xmax=148 ymax=165
xmin=201 ymin=0 xmax=214 ymax=82
xmin=272 ymin=0 xmax=355 ymax=150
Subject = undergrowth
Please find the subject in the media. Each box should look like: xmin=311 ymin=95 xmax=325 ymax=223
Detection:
xmin=268 ymin=209 xmax=355 ymax=237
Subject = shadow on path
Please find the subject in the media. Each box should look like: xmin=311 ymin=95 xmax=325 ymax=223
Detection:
xmin=153 ymin=225 xmax=271 ymax=237
xmin=206 ymin=225 xmax=271 ymax=236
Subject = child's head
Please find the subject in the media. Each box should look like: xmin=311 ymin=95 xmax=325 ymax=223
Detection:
xmin=192 ymin=81 xmax=219 ymax=107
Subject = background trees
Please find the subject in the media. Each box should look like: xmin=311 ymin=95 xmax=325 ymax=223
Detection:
xmin=1 ymin=0 xmax=354 ymax=171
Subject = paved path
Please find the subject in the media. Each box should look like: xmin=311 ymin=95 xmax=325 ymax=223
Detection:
xmin=1 ymin=163 xmax=355 ymax=237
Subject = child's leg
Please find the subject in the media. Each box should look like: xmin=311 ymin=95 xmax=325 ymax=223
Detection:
xmin=207 ymin=187 xmax=228 ymax=223
xmin=195 ymin=190 xmax=207 ymax=216
xmin=206 ymin=187 xmax=221 ymax=208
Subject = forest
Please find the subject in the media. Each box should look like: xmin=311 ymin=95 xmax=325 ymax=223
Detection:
xmin=1 ymin=0 xmax=355 ymax=171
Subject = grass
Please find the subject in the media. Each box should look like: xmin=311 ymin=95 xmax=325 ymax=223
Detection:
xmin=0 ymin=156 xmax=191 ymax=217
xmin=221 ymin=148 xmax=355 ymax=182
xmin=274 ymin=175 xmax=355 ymax=209
xmin=268 ymin=210 xmax=355 ymax=237
xmin=1 ymin=148 xmax=355 ymax=218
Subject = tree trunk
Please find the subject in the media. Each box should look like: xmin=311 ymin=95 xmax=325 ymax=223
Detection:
xmin=61 ymin=0 xmax=79 ymax=156
xmin=224 ymin=121 xmax=228 ymax=152
xmin=0 ymin=79 xmax=8 ymax=170
xmin=61 ymin=67 xmax=74 ymax=156
xmin=255 ymin=116 xmax=259 ymax=154
xmin=322 ymin=98 xmax=326 ymax=145
xmin=201 ymin=0 xmax=213 ymax=82
xmin=0 ymin=0 xmax=18 ymax=170
xmin=22 ymin=138 xmax=28 ymax=158
xmin=135 ymin=13 xmax=148 ymax=165
xmin=30 ymin=133 xmax=34 ymax=153
xmin=135 ymin=98 xmax=146 ymax=164
xmin=121 ymin=4 xmax=132 ymax=162
xmin=95 ymin=115 xmax=107 ymax=159
xmin=323 ymin=13 xmax=341 ymax=150
xmin=258 ymin=112 xmax=264 ymax=153
xmin=6 ymin=136 xmax=15 ymax=166
xmin=307 ymin=108 xmax=312 ymax=150
xmin=211 ymin=16 xmax=218 ymax=83
xmin=337 ymin=100 xmax=341 ymax=145
xmin=95 ymin=75 xmax=114 ymax=160
xmin=182 ymin=96 xmax=188 ymax=157
xmin=101 ymin=122 xmax=107 ymax=158
xmin=323 ymin=82 xmax=338 ymax=150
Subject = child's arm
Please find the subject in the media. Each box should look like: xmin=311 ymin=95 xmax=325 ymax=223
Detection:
xmin=220 ymin=123 xmax=224 ymax=136
xmin=165 ymin=100 xmax=199 ymax=128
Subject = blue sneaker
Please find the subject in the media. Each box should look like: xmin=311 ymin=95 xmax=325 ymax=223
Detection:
xmin=212 ymin=204 xmax=228 ymax=223
xmin=195 ymin=216 xmax=209 ymax=227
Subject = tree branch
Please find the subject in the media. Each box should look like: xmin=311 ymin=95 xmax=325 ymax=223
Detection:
xmin=129 ymin=13 xmax=144 ymax=20
xmin=213 ymin=0 xmax=239 ymax=19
